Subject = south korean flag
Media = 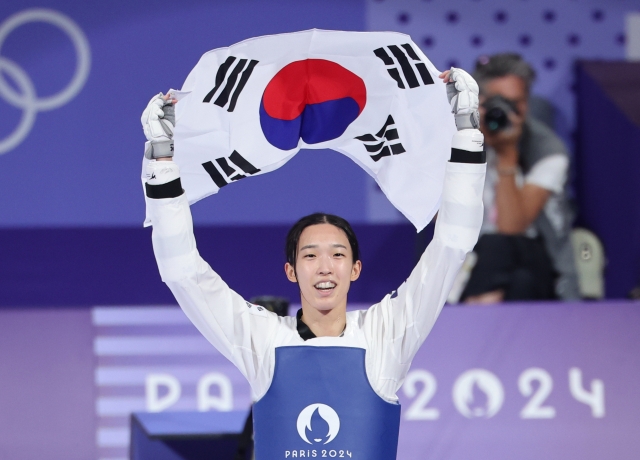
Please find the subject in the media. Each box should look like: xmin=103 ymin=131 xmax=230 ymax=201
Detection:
xmin=152 ymin=29 xmax=456 ymax=231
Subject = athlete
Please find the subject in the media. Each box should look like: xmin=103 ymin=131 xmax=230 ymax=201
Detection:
xmin=141 ymin=68 xmax=486 ymax=459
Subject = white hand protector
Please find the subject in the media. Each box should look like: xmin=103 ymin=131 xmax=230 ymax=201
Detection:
xmin=141 ymin=93 xmax=175 ymax=159
xmin=446 ymin=68 xmax=480 ymax=130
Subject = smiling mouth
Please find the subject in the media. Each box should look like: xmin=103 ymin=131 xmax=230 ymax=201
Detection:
xmin=314 ymin=281 xmax=336 ymax=292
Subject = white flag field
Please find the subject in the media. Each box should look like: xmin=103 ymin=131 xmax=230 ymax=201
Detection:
xmin=145 ymin=29 xmax=456 ymax=231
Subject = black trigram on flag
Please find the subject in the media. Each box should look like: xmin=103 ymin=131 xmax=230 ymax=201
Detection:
xmin=356 ymin=115 xmax=406 ymax=162
xmin=202 ymin=150 xmax=261 ymax=188
xmin=373 ymin=44 xmax=434 ymax=89
xmin=202 ymin=56 xmax=259 ymax=112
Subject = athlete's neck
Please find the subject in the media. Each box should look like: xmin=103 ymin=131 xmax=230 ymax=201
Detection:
xmin=299 ymin=303 xmax=347 ymax=337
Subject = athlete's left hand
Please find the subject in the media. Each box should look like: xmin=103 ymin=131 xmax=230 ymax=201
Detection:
xmin=439 ymin=68 xmax=480 ymax=130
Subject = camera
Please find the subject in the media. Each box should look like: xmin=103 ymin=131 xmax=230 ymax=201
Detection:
xmin=482 ymin=95 xmax=518 ymax=133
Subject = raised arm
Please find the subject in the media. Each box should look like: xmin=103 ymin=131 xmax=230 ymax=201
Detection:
xmin=363 ymin=69 xmax=486 ymax=399
xmin=141 ymin=94 xmax=279 ymax=397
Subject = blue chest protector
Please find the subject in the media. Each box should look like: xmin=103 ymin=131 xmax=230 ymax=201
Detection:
xmin=253 ymin=346 xmax=401 ymax=459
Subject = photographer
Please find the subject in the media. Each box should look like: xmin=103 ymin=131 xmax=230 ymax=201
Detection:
xmin=461 ymin=53 xmax=579 ymax=303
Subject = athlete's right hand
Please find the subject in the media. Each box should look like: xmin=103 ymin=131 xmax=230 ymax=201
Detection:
xmin=141 ymin=93 xmax=176 ymax=160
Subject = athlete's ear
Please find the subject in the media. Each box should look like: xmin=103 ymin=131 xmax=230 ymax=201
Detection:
xmin=350 ymin=260 xmax=362 ymax=282
xmin=285 ymin=262 xmax=297 ymax=283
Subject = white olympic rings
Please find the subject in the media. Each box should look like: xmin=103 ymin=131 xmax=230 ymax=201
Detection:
xmin=0 ymin=8 xmax=91 ymax=155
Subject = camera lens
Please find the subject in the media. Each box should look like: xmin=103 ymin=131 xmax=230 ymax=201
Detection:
xmin=482 ymin=95 xmax=516 ymax=133
xmin=485 ymin=107 xmax=509 ymax=132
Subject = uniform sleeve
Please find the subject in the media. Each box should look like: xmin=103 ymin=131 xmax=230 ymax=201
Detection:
xmin=363 ymin=161 xmax=486 ymax=401
xmin=144 ymin=160 xmax=279 ymax=399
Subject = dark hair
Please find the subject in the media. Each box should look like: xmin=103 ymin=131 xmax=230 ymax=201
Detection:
xmin=285 ymin=213 xmax=360 ymax=267
xmin=473 ymin=53 xmax=536 ymax=94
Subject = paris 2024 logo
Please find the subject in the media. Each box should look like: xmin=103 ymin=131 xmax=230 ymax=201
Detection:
xmin=286 ymin=403 xmax=352 ymax=458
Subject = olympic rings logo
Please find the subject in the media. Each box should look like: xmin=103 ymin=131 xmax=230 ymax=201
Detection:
xmin=0 ymin=8 xmax=91 ymax=155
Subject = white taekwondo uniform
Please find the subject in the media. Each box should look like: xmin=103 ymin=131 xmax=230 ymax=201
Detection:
xmin=145 ymin=160 xmax=485 ymax=403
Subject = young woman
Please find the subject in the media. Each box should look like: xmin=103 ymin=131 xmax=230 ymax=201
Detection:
xmin=142 ymin=69 xmax=485 ymax=459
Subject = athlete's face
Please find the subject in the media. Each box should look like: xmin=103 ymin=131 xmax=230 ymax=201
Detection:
xmin=285 ymin=223 xmax=361 ymax=312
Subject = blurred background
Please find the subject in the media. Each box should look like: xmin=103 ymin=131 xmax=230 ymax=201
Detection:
xmin=1 ymin=0 xmax=640 ymax=459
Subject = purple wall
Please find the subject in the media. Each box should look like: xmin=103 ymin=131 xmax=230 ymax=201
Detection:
xmin=575 ymin=62 xmax=640 ymax=298
xmin=2 ymin=3 xmax=640 ymax=457
xmin=368 ymin=0 xmax=634 ymax=154
xmin=2 ymin=0 xmax=638 ymax=299
xmin=0 ymin=223 xmax=422 ymax=306
xmin=1 ymin=301 xmax=639 ymax=459
xmin=0 ymin=309 xmax=96 ymax=460
xmin=397 ymin=301 xmax=640 ymax=459
xmin=0 ymin=0 xmax=367 ymax=227
xmin=3 ymin=0 xmax=634 ymax=227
